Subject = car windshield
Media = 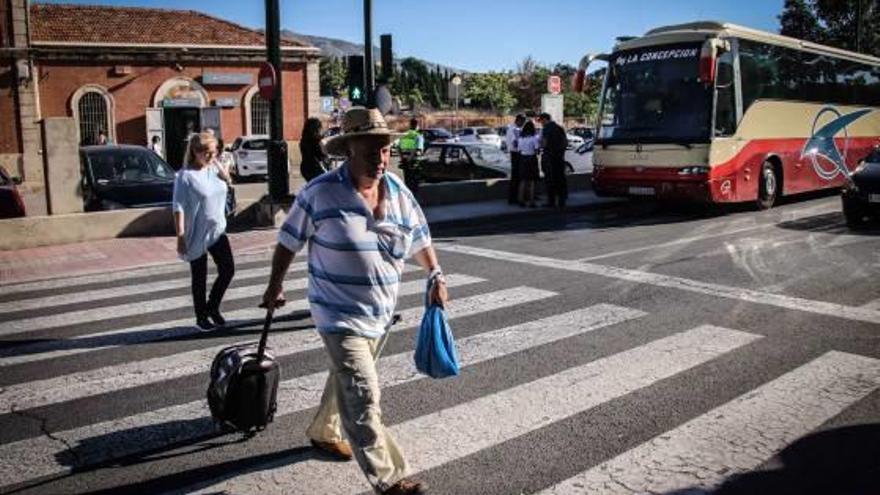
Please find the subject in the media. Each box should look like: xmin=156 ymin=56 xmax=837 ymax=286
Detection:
xmin=599 ymin=43 xmax=711 ymax=144
xmin=87 ymin=149 xmax=176 ymax=184
xmin=464 ymin=144 xmax=508 ymax=168
xmin=429 ymin=129 xmax=453 ymax=139
xmin=476 ymin=128 xmax=498 ymax=136
xmin=243 ymin=139 xmax=269 ymax=150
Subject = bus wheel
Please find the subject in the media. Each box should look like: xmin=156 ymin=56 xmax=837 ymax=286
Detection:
xmin=756 ymin=161 xmax=778 ymax=210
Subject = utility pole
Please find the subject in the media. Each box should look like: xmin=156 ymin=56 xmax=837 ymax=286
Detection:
xmin=364 ymin=0 xmax=375 ymax=107
xmin=856 ymin=0 xmax=862 ymax=53
xmin=265 ymin=0 xmax=288 ymax=201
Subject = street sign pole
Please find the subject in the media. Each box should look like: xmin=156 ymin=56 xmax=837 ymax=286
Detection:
xmin=363 ymin=0 xmax=375 ymax=107
xmin=265 ymin=0 xmax=288 ymax=201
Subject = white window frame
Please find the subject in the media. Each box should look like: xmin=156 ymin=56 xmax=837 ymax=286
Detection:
xmin=70 ymin=84 xmax=116 ymax=144
xmin=243 ymin=85 xmax=271 ymax=136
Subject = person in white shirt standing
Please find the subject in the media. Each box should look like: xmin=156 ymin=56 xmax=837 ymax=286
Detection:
xmin=505 ymin=114 xmax=526 ymax=204
xmin=516 ymin=120 xmax=541 ymax=207
xmin=149 ymin=135 xmax=163 ymax=159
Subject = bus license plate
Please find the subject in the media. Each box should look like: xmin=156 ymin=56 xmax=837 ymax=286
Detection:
xmin=628 ymin=186 xmax=655 ymax=196
xmin=870 ymin=194 xmax=880 ymax=203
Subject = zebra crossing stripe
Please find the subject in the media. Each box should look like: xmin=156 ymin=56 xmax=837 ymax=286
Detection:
xmin=0 ymin=250 xmax=276 ymax=296
xmin=178 ymin=325 xmax=760 ymax=495
xmin=0 ymin=265 xmax=421 ymax=337
xmin=0 ymin=274 xmax=489 ymax=412
xmin=538 ymin=350 xmax=880 ymax=494
xmin=438 ymin=244 xmax=880 ymax=325
xmin=0 ymin=271 xmax=477 ymax=367
xmin=0 ymin=264 xmax=296 ymax=314
xmin=0 ymin=286 xmax=557 ymax=487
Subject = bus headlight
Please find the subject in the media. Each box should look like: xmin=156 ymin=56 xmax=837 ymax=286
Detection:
xmin=678 ymin=166 xmax=710 ymax=175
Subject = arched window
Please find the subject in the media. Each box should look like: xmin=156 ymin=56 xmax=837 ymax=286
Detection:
xmin=76 ymin=90 xmax=111 ymax=145
xmin=250 ymin=94 xmax=270 ymax=135
xmin=71 ymin=85 xmax=115 ymax=145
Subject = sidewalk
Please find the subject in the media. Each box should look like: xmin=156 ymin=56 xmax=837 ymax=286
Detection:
xmin=0 ymin=191 xmax=615 ymax=285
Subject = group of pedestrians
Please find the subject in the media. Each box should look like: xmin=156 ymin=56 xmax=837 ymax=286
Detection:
xmin=506 ymin=112 xmax=569 ymax=209
xmin=170 ymin=107 xmax=444 ymax=494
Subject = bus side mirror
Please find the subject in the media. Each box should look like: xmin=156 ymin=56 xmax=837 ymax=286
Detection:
xmin=11 ymin=176 xmax=21 ymax=185
xmin=573 ymin=53 xmax=608 ymax=92
xmin=700 ymin=39 xmax=730 ymax=86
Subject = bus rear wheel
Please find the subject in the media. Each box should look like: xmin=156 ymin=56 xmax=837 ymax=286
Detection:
xmin=756 ymin=161 xmax=778 ymax=210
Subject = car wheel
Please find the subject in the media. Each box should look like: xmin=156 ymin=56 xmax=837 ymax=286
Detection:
xmin=842 ymin=193 xmax=867 ymax=228
xmin=756 ymin=161 xmax=778 ymax=210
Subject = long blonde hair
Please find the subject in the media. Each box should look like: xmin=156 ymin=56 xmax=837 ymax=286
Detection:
xmin=183 ymin=130 xmax=218 ymax=168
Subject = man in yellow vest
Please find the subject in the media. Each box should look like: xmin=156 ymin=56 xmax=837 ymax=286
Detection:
xmin=398 ymin=118 xmax=424 ymax=192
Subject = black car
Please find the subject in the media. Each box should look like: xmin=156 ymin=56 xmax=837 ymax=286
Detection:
xmin=417 ymin=143 xmax=510 ymax=183
xmin=842 ymin=146 xmax=880 ymax=227
xmin=421 ymin=127 xmax=455 ymax=144
xmin=80 ymin=145 xmax=176 ymax=211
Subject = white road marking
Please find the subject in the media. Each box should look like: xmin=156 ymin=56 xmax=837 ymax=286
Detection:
xmin=539 ymin=350 xmax=880 ymax=494
xmin=0 ymin=266 xmax=420 ymax=337
xmin=0 ymin=251 xmax=275 ymax=295
xmin=178 ymin=325 xmax=759 ymax=495
xmin=860 ymin=298 xmax=880 ymax=311
xmin=0 ymin=274 xmax=487 ymax=411
xmin=0 ymin=269 xmax=466 ymax=367
xmin=0 ymin=286 xmax=558 ymax=486
xmin=438 ymin=244 xmax=880 ymax=325
xmin=0 ymin=265 xmax=277 ymax=314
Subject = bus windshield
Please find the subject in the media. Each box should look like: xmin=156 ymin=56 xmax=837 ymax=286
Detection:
xmin=599 ymin=42 xmax=711 ymax=145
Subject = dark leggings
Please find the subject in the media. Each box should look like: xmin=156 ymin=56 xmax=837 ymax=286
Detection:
xmin=189 ymin=234 xmax=235 ymax=319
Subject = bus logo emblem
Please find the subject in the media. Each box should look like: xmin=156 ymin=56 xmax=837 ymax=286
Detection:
xmin=801 ymin=107 xmax=873 ymax=181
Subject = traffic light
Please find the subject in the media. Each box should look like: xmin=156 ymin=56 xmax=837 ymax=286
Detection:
xmin=380 ymin=34 xmax=393 ymax=82
xmin=347 ymin=55 xmax=366 ymax=106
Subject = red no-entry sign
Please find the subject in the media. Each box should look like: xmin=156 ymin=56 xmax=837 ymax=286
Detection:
xmin=547 ymin=75 xmax=561 ymax=95
xmin=258 ymin=62 xmax=277 ymax=101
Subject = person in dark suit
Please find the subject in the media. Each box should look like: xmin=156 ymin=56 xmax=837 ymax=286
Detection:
xmin=538 ymin=112 xmax=569 ymax=208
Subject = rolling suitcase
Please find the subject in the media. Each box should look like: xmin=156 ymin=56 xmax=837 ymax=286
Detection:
xmin=207 ymin=308 xmax=280 ymax=434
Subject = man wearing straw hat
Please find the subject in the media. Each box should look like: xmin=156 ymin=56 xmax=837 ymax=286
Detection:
xmin=263 ymin=107 xmax=448 ymax=495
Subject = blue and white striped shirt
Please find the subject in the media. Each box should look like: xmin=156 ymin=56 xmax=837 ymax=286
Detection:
xmin=278 ymin=163 xmax=432 ymax=338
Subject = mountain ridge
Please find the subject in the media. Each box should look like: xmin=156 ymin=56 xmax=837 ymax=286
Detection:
xmin=281 ymin=30 xmax=466 ymax=75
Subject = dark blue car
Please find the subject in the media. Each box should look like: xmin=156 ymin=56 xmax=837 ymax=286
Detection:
xmin=842 ymin=146 xmax=880 ymax=227
xmin=80 ymin=145 xmax=176 ymax=211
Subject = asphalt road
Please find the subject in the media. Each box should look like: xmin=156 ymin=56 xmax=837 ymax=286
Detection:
xmin=0 ymin=192 xmax=878 ymax=495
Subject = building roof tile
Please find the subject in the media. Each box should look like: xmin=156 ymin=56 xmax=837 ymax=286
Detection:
xmin=30 ymin=3 xmax=308 ymax=48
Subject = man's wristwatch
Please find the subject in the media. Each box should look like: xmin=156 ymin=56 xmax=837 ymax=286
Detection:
xmin=429 ymin=268 xmax=446 ymax=285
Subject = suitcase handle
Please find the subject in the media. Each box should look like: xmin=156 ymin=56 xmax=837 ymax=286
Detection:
xmin=256 ymin=308 xmax=274 ymax=360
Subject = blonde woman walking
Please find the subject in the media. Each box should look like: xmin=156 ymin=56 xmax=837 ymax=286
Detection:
xmin=172 ymin=131 xmax=236 ymax=330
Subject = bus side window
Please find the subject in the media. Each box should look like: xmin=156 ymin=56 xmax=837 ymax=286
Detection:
xmin=714 ymin=50 xmax=737 ymax=137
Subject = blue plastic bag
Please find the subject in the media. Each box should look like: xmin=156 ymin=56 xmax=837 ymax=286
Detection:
xmin=414 ymin=280 xmax=460 ymax=379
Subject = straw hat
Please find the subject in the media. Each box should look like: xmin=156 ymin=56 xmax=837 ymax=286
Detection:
xmin=323 ymin=107 xmax=401 ymax=156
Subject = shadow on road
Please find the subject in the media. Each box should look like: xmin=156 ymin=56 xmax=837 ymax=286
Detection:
xmin=776 ymin=211 xmax=880 ymax=237
xmin=0 ymin=310 xmax=313 ymax=359
xmin=76 ymin=445 xmax=316 ymax=495
xmin=664 ymin=424 xmax=880 ymax=495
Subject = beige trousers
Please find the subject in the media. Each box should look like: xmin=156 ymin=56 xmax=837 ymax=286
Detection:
xmin=306 ymin=333 xmax=408 ymax=491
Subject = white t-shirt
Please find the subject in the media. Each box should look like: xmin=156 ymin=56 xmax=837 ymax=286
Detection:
xmin=516 ymin=135 xmax=542 ymax=156
xmin=172 ymin=167 xmax=228 ymax=262
xmin=505 ymin=125 xmax=521 ymax=152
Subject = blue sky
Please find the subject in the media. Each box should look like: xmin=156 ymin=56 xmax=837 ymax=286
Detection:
xmin=39 ymin=0 xmax=785 ymax=71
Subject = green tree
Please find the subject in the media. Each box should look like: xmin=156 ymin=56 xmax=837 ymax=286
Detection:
xmin=778 ymin=0 xmax=880 ymax=56
xmin=319 ymin=57 xmax=347 ymax=96
xmin=463 ymin=72 xmax=516 ymax=113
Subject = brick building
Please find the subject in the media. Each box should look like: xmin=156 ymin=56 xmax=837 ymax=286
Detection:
xmin=1 ymin=1 xmax=320 ymax=215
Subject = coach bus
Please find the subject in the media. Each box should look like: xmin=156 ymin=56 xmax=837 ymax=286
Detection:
xmin=573 ymin=22 xmax=880 ymax=208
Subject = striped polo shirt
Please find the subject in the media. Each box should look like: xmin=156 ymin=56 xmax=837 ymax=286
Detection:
xmin=278 ymin=163 xmax=432 ymax=338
